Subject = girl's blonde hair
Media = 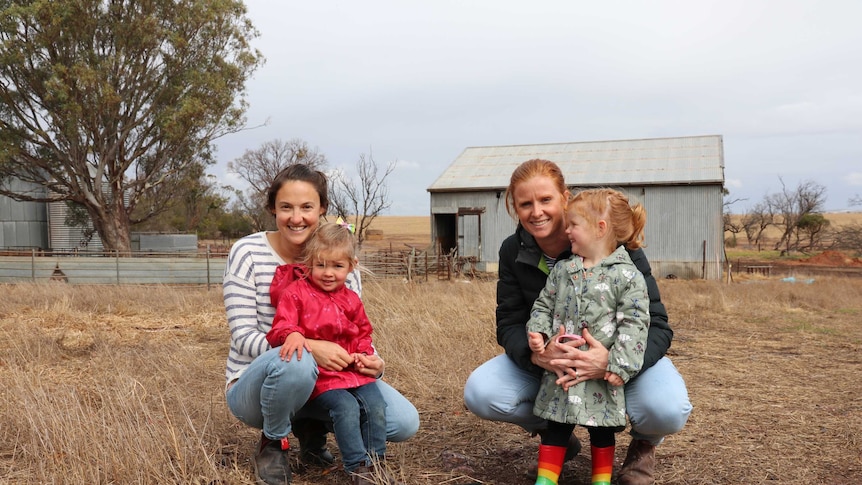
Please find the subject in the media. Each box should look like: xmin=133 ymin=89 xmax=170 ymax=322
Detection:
xmin=302 ymin=222 xmax=357 ymax=267
xmin=568 ymin=188 xmax=647 ymax=251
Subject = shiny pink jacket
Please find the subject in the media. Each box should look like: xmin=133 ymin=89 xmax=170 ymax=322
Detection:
xmin=266 ymin=264 xmax=376 ymax=399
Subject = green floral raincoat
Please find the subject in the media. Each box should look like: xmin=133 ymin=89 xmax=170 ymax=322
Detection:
xmin=527 ymin=245 xmax=649 ymax=427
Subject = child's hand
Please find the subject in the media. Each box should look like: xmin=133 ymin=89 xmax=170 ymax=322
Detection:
xmin=605 ymin=371 xmax=623 ymax=386
xmin=279 ymin=332 xmax=310 ymax=361
xmin=527 ymin=331 xmax=547 ymax=352
xmin=354 ymin=353 xmax=385 ymax=378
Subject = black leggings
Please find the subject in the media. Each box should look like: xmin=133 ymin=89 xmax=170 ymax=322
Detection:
xmin=541 ymin=421 xmax=624 ymax=448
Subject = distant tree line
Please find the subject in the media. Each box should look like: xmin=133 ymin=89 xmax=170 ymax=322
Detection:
xmin=724 ymin=178 xmax=862 ymax=255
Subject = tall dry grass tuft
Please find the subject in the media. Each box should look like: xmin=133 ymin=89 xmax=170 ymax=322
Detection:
xmin=0 ymin=283 xmax=240 ymax=484
xmin=1 ymin=276 xmax=861 ymax=484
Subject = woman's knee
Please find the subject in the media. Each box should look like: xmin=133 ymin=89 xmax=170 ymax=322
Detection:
xmin=464 ymin=355 xmax=535 ymax=420
xmin=634 ymin=399 xmax=691 ymax=436
xmin=264 ymin=351 xmax=319 ymax=386
xmin=386 ymin=411 xmax=419 ymax=442
xmin=463 ymin=368 xmax=495 ymax=418
xmin=627 ymin=358 xmax=692 ymax=437
xmin=377 ymin=381 xmax=420 ymax=442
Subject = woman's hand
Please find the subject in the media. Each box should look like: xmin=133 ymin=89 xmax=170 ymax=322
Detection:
xmin=354 ymin=353 xmax=385 ymax=378
xmin=550 ymin=329 xmax=610 ymax=390
xmin=305 ymin=339 xmax=353 ymax=371
xmin=531 ymin=327 xmax=582 ymax=378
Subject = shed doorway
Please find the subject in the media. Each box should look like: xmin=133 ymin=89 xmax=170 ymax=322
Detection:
xmin=433 ymin=207 xmax=484 ymax=259
xmin=457 ymin=210 xmax=481 ymax=259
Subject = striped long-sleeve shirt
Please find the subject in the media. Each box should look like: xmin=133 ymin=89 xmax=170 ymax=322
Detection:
xmin=222 ymin=232 xmax=361 ymax=385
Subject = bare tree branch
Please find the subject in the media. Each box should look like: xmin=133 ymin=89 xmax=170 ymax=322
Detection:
xmin=226 ymin=138 xmax=328 ymax=231
xmin=767 ymin=177 xmax=827 ymax=254
xmin=330 ymin=152 xmax=396 ymax=249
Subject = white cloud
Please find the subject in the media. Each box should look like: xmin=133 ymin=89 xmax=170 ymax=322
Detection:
xmin=725 ymin=178 xmax=742 ymax=189
xmin=394 ymin=160 xmax=421 ymax=170
xmin=845 ymin=173 xmax=862 ymax=186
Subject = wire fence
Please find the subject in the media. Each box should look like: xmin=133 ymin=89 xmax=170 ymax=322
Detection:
xmin=0 ymin=246 xmax=480 ymax=286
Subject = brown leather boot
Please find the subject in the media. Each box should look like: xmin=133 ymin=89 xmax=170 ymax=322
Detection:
xmin=349 ymin=465 xmax=376 ymax=485
xmin=616 ymin=439 xmax=656 ymax=485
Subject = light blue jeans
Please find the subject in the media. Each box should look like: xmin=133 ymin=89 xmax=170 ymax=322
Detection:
xmin=463 ymin=354 xmax=692 ymax=446
xmin=226 ymin=348 xmax=419 ymax=442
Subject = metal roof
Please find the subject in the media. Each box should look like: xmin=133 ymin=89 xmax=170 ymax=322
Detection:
xmin=428 ymin=134 xmax=724 ymax=192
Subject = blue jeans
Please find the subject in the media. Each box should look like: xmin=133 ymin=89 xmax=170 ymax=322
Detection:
xmin=312 ymin=383 xmax=387 ymax=471
xmin=226 ymin=348 xmax=419 ymax=442
xmin=463 ymin=354 xmax=692 ymax=446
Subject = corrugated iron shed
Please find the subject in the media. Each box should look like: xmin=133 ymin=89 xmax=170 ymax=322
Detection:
xmin=428 ymin=134 xmax=724 ymax=192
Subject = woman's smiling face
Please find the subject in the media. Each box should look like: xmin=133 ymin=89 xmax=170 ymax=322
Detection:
xmin=511 ymin=175 xmax=567 ymax=245
xmin=271 ymin=180 xmax=326 ymax=248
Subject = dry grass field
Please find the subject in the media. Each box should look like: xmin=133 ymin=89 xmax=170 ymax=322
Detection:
xmin=2 ymin=214 xmax=862 ymax=484
xmin=360 ymin=216 xmax=432 ymax=251
xmin=2 ymin=276 xmax=861 ymax=484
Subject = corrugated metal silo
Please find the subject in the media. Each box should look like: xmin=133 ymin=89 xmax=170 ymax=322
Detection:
xmin=47 ymin=201 xmax=104 ymax=251
xmin=0 ymin=179 xmax=48 ymax=249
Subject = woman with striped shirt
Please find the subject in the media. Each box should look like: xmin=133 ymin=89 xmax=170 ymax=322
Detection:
xmin=222 ymin=164 xmax=418 ymax=485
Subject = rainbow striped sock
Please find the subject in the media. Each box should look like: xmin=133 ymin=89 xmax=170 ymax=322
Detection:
xmin=590 ymin=444 xmax=614 ymax=485
xmin=535 ymin=444 xmax=566 ymax=485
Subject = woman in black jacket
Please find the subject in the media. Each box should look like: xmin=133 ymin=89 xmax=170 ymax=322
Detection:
xmin=463 ymin=159 xmax=691 ymax=485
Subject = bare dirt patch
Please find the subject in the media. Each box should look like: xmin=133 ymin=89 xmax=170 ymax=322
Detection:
xmin=796 ymin=249 xmax=862 ymax=266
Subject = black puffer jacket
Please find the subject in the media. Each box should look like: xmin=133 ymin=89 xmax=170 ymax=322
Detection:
xmin=496 ymin=224 xmax=673 ymax=380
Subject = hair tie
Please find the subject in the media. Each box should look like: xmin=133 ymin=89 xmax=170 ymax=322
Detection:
xmin=335 ymin=217 xmax=356 ymax=234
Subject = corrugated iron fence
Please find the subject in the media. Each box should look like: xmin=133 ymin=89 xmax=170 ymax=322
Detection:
xmin=0 ymin=249 xmax=226 ymax=287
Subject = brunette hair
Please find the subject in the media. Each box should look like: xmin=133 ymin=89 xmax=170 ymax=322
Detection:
xmin=301 ymin=223 xmax=357 ymax=267
xmin=265 ymin=164 xmax=329 ymax=214
xmin=568 ymin=188 xmax=647 ymax=250
xmin=504 ymin=159 xmax=569 ymax=217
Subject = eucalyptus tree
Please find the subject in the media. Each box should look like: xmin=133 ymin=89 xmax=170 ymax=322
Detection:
xmin=0 ymin=0 xmax=262 ymax=251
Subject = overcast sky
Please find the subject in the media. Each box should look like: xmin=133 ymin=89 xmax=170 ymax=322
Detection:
xmin=213 ymin=0 xmax=862 ymax=215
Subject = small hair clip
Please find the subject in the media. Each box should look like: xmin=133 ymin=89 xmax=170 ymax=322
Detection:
xmin=335 ymin=217 xmax=356 ymax=234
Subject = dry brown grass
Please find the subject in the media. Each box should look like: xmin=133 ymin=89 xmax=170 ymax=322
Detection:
xmin=1 ymin=275 xmax=861 ymax=484
xmin=362 ymin=216 xmax=432 ymax=252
